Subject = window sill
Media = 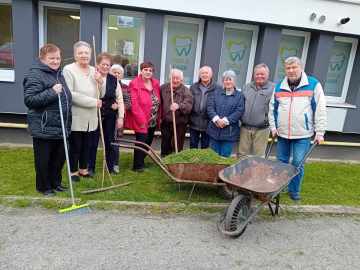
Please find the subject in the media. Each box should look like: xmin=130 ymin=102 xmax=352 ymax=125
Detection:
xmin=326 ymin=102 xmax=357 ymax=109
xmin=0 ymin=69 xmax=15 ymax=82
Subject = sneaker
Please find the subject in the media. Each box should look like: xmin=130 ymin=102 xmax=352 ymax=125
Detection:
xmin=87 ymin=169 xmax=95 ymax=178
xmin=43 ymin=190 xmax=56 ymax=196
xmin=113 ymin=165 xmax=120 ymax=174
xmin=55 ymin=185 xmax=68 ymax=192
xmin=71 ymin=175 xmax=80 ymax=182
xmin=289 ymin=192 xmax=301 ymax=201
xmin=132 ymin=168 xmax=144 ymax=173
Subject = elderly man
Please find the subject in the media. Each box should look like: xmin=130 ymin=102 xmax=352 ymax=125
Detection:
xmin=269 ymin=56 xmax=327 ymax=201
xmin=189 ymin=66 xmax=218 ymax=149
xmin=160 ymin=69 xmax=193 ymax=156
xmin=238 ymin=63 xmax=274 ymax=157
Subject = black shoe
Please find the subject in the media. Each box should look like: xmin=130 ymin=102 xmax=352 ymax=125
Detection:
xmin=132 ymin=168 xmax=144 ymax=173
xmin=55 ymin=185 xmax=68 ymax=192
xmin=71 ymin=175 xmax=80 ymax=182
xmin=87 ymin=169 xmax=95 ymax=178
xmin=43 ymin=190 xmax=56 ymax=196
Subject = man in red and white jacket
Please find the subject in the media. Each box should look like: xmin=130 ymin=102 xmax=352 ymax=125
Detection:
xmin=269 ymin=56 xmax=327 ymax=201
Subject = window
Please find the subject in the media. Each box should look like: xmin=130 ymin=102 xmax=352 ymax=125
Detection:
xmin=102 ymin=9 xmax=145 ymax=81
xmin=0 ymin=0 xmax=14 ymax=82
xmin=39 ymin=2 xmax=80 ymax=66
xmin=161 ymin=16 xmax=204 ymax=85
xmin=274 ymin=30 xmax=310 ymax=82
xmin=324 ymin=37 xmax=358 ymax=103
xmin=218 ymin=23 xmax=258 ymax=88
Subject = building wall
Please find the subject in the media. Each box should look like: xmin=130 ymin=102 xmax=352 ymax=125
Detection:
xmin=1 ymin=0 xmax=360 ymax=133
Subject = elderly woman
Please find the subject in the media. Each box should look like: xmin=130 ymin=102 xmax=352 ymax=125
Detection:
xmin=124 ymin=62 xmax=161 ymax=172
xmin=23 ymin=43 xmax=72 ymax=196
xmin=110 ymin=64 xmax=130 ymax=173
xmin=160 ymin=69 xmax=193 ymax=156
xmin=206 ymin=70 xmax=245 ymax=157
xmin=63 ymin=41 xmax=104 ymax=181
xmin=87 ymin=53 xmax=125 ymax=176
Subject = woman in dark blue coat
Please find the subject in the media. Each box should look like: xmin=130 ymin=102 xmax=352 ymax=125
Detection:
xmin=206 ymin=70 xmax=245 ymax=157
xmin=23 ymin=44 xmax=72 ymax=196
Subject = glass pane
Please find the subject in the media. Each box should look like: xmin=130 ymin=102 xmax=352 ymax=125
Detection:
xmin=324 ymin=41 xmax=352 ymax=97
xmin=107 ymin=12 xmax=143 ymax=79
xmin=45 ymin=7 xmax=80 ymax=66
xmin=0 ymin=4 xmax=14 ymax=69
xmin=274 ymin=34 xmax=305 ymax=82
xmin=219 ymin=27 xmax=253 ymax=88
xmin=165 ymin=21 xmax=199 ymax=85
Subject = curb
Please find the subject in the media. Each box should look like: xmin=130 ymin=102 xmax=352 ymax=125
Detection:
xmin=1 ymin=195 xmax=360 ymax=215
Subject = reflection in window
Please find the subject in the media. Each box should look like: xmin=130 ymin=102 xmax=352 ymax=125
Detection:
xmin=324 ymin=41 xmax=352 ymax=97
xmin=219 ymin=27 xmax=254 ymax=88
xmin=105 ymin=11 xmax=144 ymax=79
xmin=44 ymin=7 xmax=80 ymax=66
xmin=0 ymin=3 xmax=14 ymax=69
xmin=163 ymin=19 xmax=201 ymax=85
xmin=274 ymin=34 xmax=305 ymax=82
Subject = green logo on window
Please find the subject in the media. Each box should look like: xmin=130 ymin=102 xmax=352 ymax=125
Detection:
xmin=227 ymin=40 xmax=247 ymax=62
xmin=173 ymin=36 xmax=193 ymax=57
xmin=329 ymin=53 xmax=345 ymax=72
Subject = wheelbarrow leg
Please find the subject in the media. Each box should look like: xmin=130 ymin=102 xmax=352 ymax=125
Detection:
xmin=268 ymin=194 xmax=280 ymax=216
xmin=188 ymin=183 xmax=196 ymax=201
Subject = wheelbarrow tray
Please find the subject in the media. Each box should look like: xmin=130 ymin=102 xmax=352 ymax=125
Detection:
xmin=218 ymin=157 xmax=299 ymax=194
xmin=167 ymin=163 xmax=228 ymax=183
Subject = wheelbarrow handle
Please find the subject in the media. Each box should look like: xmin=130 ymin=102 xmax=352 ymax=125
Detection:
xmin=296 ymin=141 xmax=318 ymax=170
xmin=265 ymin=137 xmax=275 ymax=160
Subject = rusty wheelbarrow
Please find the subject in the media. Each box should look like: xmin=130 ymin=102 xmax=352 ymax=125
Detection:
xmin=217 ymin=141 xmax=317 ymax=238
xmin=112 ymin=138 xmax=237 ymax=199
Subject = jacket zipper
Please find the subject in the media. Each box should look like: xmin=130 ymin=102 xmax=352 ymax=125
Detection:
xmin=288 ymin=94 xmax=293 ymax=139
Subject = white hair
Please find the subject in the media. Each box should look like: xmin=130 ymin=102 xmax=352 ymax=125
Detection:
xmin=169 ymin=68 xmax=184 ymax=80
xmin=73 ymin=41 xmax=91 ymax=53
xmin=284 ymin=56 xmax=303 ymax=68
xmin=110 ymin=64 xmax=124 ymax=75
xmin=253 ymin=63 xmax=270 ymax=74
xmin=222 ymin=70 xmax=237 ymax=82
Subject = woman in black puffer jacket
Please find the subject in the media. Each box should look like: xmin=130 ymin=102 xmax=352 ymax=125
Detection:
xmin=23 ymin=44 xmax=72 ymax=196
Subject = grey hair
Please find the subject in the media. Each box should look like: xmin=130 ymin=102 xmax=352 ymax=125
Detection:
xmin=73 ymin=41 xmax=91 ymax=53
xmin=169 ymin=68 xmax=184 ymax=80
xmin=110 ymin=64 xmax=124 ymax=75
xmin=222 ymin=70 xmax=237 ymax=82
xmin=284 ymin=56 xmax=303 ymax=68
xmin=253 ymin=63 xmax=270 ymax=74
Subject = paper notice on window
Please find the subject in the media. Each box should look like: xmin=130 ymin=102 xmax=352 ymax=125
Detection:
xmin=123 ymin=41 xmax=134 ymax=56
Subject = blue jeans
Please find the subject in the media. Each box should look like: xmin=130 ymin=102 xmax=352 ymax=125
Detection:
xmin=189 ymin=128 xmax=209 ymax=149
xmin=209 ymin=138 xmax=234 ymax=157
xmin=276 ymin=137 xmax=311 ymax=196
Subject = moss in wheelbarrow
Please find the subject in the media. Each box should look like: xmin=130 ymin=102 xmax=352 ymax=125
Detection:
xmin=162 ymin=149 xmax=237 ymax=165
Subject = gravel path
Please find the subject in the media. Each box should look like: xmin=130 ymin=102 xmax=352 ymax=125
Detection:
xmin=1 ymin=206 xmax=359 ymax=270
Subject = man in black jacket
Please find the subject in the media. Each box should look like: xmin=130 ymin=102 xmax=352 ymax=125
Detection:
xmin=23 ymin=44 xmax=72 ymax=196
xmin=189 ymin=66 xmax=217 ymax=148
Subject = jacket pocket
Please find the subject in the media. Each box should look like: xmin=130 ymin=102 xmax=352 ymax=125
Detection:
xmin=304 ymin=113 xmax=309 ymax=130
xmin=41 ymin=111 xmax=48 ymax=132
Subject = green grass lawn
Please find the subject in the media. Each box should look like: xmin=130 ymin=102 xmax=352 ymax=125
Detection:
xmin=0 ymin=147 xmax=359 ymax=206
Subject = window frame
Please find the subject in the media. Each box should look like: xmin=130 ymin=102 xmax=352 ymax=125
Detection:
xmin=38 ymin=1 xmax=80 ymax=50
xmin=325 ymin=36 xmax=358 ymax=104
xmin=274 ymin=29 xmax=311 ymax=82
xmin=218 ymin=22 xmax=259 ymax=86
xmin=160 ymin=15 xmax=204 ymax=85
xmin=0 ymin=0 xmax=15 ymax=82
xmin=102 ymin=8 xmax=145 ymax=84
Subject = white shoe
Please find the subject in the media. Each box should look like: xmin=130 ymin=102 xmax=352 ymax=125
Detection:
xmin=113 ymin=165 xmax=120 ymax=174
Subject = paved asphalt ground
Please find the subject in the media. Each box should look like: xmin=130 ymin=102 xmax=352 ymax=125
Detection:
xmin=0 ymin=206 xmax=359 ymax=270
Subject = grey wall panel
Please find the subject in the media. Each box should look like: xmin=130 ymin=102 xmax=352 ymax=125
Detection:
xmin=80 ymin=4 xmax=102 ymax=58
xmin=200 ymin=20 xmax=224 ymax=81
xmin=0 ymin=0 xmax=38 ymax=114
xmin=143 ymin=13 xmax=164 ymax=80
xmin=343 ymin=41 xmax=360 ymax=133
xmin=305 ymin=32 xmax=333 ymax=85
xmin=254 ymin=26 xmax=282 ymax=81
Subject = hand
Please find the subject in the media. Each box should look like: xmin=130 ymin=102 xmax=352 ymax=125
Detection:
xmin=216 ymin=119 xmax=226 ymax=128
xmin=271 ymin=129 xmax=278 ymax=138
xmin=116 ymin=118 xmax=124 ymax=129
xmin=96 ymin=99 xmax=102 ymax=108
xmin=314 ymin=134 xmax=324 ymax=144
xmin=94 ymin=71 xmax=103 ymax=85
xmin=52 ymin=83 xmax=62 ymax=94
xmin=170 ymin=102 xmax=179 ymax=112
xmin=111 ymin=102 xmax=118 ymax=110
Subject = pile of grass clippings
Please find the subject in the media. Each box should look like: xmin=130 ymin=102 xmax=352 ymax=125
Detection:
xmin=162 ymin=149 xmax=236 ymax=165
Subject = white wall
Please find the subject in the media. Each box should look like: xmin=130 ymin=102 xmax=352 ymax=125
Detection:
xmin=82 ymin=0 xmax=360 ymax=35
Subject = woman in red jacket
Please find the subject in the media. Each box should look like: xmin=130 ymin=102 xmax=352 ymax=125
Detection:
xmin=124 ymin=62 xmax=161 ymax=172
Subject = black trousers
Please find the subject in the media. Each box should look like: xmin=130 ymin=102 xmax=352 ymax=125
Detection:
xmin=69 ymin=131 xmax=90 ymax=173
xmin=33 ymin=138 xmax=65 ymax=192
xmin=133 ymin=127 xmax=156 ymax=170
xmin=88 ymin=114 xmax=117 ymax=171
xmin=160 ymin=122 xmax=187 ymax=157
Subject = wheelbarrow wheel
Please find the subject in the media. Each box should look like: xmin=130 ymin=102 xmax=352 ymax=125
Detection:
xmin=219 ymin=184 xmax=239 ymax=200
xmin=224 ymin=194 xmax=251 ymax=238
